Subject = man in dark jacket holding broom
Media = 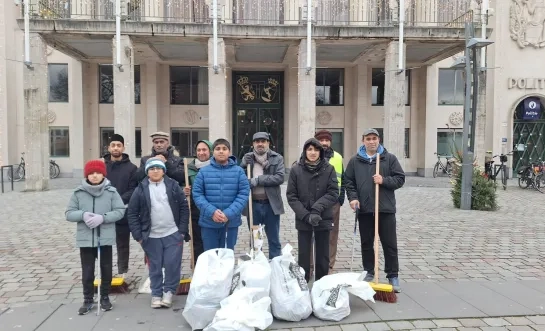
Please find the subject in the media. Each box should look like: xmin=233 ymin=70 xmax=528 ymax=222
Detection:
xmin=344 ymin=128 xmax=405 ymax=293
xmin=183 ymin=139 xmax=213 ymax=261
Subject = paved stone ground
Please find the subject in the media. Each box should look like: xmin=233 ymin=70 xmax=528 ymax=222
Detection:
xmin=1 ymin=176 xmax=544 ymax=330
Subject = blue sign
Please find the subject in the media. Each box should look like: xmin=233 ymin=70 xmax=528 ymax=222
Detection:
xmin=523 ymin=97 xmax=542 ymax=120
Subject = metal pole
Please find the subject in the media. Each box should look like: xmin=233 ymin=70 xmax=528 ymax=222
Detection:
xmin=470 ymin=47 xmax=479 ymax=152
xmin=212 ymin=0 xmax=218 ymax=74
xmin=460 ymin=23 xmax=473 ymax=210
xmin=398 ymin=0 xmax=404 ymax=72
xmin=115 ymin=0 xmax=122 ymax=70
xmin=306 ymin=0 xmax=312 ymax=74
xmin=24 ymin=0 xmax=32 ymax=68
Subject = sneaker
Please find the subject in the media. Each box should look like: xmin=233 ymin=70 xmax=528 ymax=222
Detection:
xmin=161 ymin=291 xmax=173 ymax=308
xmin=78 ymin=300 xmax=94 ymax=315
xmin=100 ymin=296 xmax=113 ymax=311
xmin=364 ymin=272 xmax=375 ymax=282
xmin=388 ymin=277 xmax=401 ymax=293
xmin=151 ymin=296 xmax=162 ymax=309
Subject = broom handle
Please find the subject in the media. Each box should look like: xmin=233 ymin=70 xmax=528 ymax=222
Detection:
xmin=247 ymin=164 xmax=254 ymax=252
xmin=374 ymin=154 xmax=380 ymax=284
xmin=183 ymin=158 xmax=195 ymax=271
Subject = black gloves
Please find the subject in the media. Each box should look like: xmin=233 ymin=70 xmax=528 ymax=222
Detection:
xmin=183 ymin=232 xmax=191 ymax=242
xmin=338 ymin=197 xmax=344 ymax=206
xmin=308 ymin=214 xmax=321 ymax=227
xmin=243 ymin=154 xmax=253 ymax=164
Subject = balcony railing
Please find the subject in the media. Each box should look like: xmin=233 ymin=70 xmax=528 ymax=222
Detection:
xmin=25 ymin=0 xmax=479 ymax=27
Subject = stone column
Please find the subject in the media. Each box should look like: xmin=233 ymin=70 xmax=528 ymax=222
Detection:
xmin=145 ymin=62 xmax=159 ymax=154
xmin=383 ymin=41 xmax=407 ymax=169
xmin=71 ymin=60 xmax=85 ymax=177
xmin=0 ymin=0 xmax=8 ymax=168
xmin=208 ymin=37 xmax=229 ymax=142
xmin=474 ymin=70 xmax=487 ymax=168
xmin=112 ymin=35 xmax=135 ymax=160
xmin=297 ymin=39 xmax=316 ymax=151
xmin=23 ymin=33 xmax=50 ymax=191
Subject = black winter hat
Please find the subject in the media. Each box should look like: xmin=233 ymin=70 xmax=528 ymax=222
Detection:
xmin=109 ymin=134 xmax=125 ymax=145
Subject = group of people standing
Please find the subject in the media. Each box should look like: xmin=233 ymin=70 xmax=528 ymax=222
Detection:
xmin=65 ymin=127 xmax=405 ymax=316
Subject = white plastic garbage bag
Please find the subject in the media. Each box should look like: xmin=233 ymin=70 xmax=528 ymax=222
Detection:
xmin=183 ymin=248 xmax=235 ymax=330
xmin=230 ymin=250 xmax=271 ymax=302
xmin=269 ymin=243 xmax=312 ymax=321
xmin=311 ymin=272 xmax=376 ymax=322
xmin=203 ymin=287 xmax=273 ymax=331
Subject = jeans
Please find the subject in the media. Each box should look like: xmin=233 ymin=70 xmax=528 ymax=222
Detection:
xmin=358 ymin=212 xmax=399 ymax=278
xmin=141 ymin=232 xmax=183 ymax=297
xmin=80 ymin=245 xmax=113 ymax=300
xmin=249 ymin=200 xmax=281 ymax=259
xmin=201 ymin=226 xmax=239 ymax=251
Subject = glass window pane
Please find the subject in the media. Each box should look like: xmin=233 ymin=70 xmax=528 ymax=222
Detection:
xmin=170 ymin=67 xmax=191 ymax=104
xmin=100 ymin=127 xmax=114 ymax=157
xmin=197 ymin=67 xmax=209 ymax=104
xmin=135 ymin=128 xmax=142 ymax=158
xmin=48 ymin=64 xmax=69 ymax=102
xmin=315 ymin=69 xmax=343 ymax=105
xmin=49 ymin=127 xmax=70 ymax=157
xmin=405 ymin=71 xmax=410 ymax=106
xmin=331 ymin=131 xmax=343 ymax=155
xmin=454 ymin=69 xmax=465 ymax=104
xmin=438 ymin=69 xmax=460 ymax=105
xmin=372 ymin=69 xmax=385 ymax=106
xmin=135 ymin=65 xmax=141 ymax=104
xmin=99 ymin=65 xmax=114 ymax=104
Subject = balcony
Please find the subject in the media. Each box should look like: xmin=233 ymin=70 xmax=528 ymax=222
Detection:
xmin=26 ymin=0 xmax=479 ymax=28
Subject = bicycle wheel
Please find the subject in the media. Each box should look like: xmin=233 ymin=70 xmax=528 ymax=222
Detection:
xmin=534 ymin=174 xmax=544 ymax=194
xmin=8 ymin=165 xmax=25 ymax=182
xmin=501 ymin=164 xmax=507 ymax=190
xmin=51 ymin=162 xmax=60 ymax=179
xmin=433 ymin=163 xmax=439 ymax=178
xmin=49 ymin=163 xmax=55 ymax=179
xmin=446 ymin=162 xmax=453 ymax=177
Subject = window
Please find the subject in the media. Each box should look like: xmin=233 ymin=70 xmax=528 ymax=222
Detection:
xmin=49 ymin=127 xmax=70 ymax=157
xmin=373 ymin=128 xmax=410 ymax=158
xmin=99 ymin=64 xmax=141 ymax=104
xmin=100 ymin=127 xmax=143 ymax=158
xmin=437 ymin=129 xmax=463 ymax=156
xmin=170 ymin=66 xmax=209 ymax=105
xmin=48 ymin=64 xmax=69 ymax=102
xmin=170 ymin=129 xmax=209 ymax=158
xmin=316 ymin=69 xmax=344 ymax=105
xmin=371 ymin=68 xmax=411 ymax=106
xmin=438 ymin=69 xmax=464 ymax=105
xmin=314 ymin=129 xmax=344 ymax=155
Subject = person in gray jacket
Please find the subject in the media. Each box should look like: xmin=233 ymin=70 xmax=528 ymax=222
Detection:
xmin=240 ymin=132 xmax=285 ymax=259
xmin=65 ymin=160 xmax=126 ymax=315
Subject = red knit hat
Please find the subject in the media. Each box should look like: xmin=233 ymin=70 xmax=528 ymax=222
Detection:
xmin=84 ymin=159 xmax=107 ymax=177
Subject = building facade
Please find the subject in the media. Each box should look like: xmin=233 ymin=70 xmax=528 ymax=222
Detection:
xmin=1 ymin=0 xmax=544 ymax=185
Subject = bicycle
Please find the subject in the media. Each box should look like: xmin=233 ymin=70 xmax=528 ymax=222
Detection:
xmin=528 ymin=160 xmax=545 ymax=194
xmin=433 ymin=152 xmax=453 ymax=178
xmin=483 ymin=150 xmax=514 ymax=191
xmin=6 ymin=152 xmax=61 ymax=181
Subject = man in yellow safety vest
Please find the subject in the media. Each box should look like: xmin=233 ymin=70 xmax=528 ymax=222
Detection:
xmin=314 ymin=130 xmax=345 ymax=274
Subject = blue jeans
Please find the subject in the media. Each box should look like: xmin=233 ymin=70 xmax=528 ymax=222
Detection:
xmin=141 ymin=232 xmax=183 ymax=297
xmin=249 ymin=201 xmax=281 ymax=259
xmin=201 ymin=226 xmax=239 ymax=251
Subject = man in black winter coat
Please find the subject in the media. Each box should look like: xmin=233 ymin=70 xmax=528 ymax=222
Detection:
xmin=344 ymin=128 xmax=405 ymax=293
xmin=135 ymin=132 xmax=185 ymax=187
xmin=102 ymin=134 xmax=138 ymax=277
xmin=286 ymin=138 xmax=339 ymax=282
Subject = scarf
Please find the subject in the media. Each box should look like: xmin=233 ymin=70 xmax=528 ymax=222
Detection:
xmin=195 ymin=159 xmax=210 ymax=169
xmin=304 ymin=158 xmax=322 ymax=172
xmin=253 ymin=150 xmax=270 ymax=170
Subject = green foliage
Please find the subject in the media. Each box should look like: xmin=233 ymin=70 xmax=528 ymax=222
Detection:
xmin=449 ymin=143 xmax=498 ymax=211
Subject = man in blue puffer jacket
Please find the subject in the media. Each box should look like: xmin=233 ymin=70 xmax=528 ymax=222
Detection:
xmin=192 ymin=138 xmax=250 ymax=251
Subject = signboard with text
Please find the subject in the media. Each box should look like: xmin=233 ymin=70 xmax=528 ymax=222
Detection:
xmin=522 ymin=97 xmax=542 ymax=120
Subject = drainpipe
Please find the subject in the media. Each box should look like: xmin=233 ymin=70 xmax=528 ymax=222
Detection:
xmin=306 ymin=0 xmax=312 ymax=75
xmin=398 ymin=0 xmax=404 ymax=73
xmin=212 ymin=0 xmax=218 ymax=74
xmin=24 ymin=0 xmax=32 ymax=68
xmin=115 ymin=0 xmax=122 ymax=71
xmin=480 ymin=0 xmax=488 ymax=68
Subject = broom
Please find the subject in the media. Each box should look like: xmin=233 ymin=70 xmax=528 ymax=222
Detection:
xmin=177 ymin=158 xmax=195 ymax=295
xmin=369 ymin=153 xmax=397 ymax=303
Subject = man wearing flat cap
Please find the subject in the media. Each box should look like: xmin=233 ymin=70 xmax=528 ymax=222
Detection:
xmin=314 ymin=129 xmax=345 ymax=274
xmin=135 ymin=131 xmax=185 ymax=187
xmin=344 ymin=128 xmax=405 ymax=293
xmin=240 ymin=132 xmax=285 ymax=259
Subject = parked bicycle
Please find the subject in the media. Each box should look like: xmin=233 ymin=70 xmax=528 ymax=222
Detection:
xmin=433 ymin=152 xmax=453 ymax=177
xmin=484 ymin=150 xmax=514 ymax=191
xmin=6 ymin=152 xmax=61 ymax=182
xmin=522 ymin=160 xmax=545 ymax=193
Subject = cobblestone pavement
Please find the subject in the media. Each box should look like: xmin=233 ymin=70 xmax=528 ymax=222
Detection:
xmin=286 ymin=315 xmax=545 ymax=331
xmin=1 ymin=176 xmax=544 ymax=309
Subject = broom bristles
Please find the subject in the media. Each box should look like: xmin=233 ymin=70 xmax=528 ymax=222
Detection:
xmin=374 ymin=290 xmax=397 ymax=303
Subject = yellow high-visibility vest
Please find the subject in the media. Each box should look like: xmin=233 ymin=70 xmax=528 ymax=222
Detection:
xmin=329 ymin=151 xmax=343 ymax=191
